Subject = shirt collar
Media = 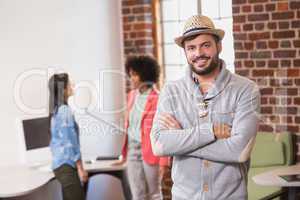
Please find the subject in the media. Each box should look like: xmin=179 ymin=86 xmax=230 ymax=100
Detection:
xmin=184 ymin=59 xmax=232 ymax=100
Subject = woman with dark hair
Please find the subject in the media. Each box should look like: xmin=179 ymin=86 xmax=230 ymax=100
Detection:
xmin=48 ymin=73 xmax=88 ymax=200
xmin=114 ymin=55 xmax=169 ymax=200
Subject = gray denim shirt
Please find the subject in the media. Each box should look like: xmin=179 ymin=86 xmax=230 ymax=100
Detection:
xmin=151 ymin=61 xmax=260 ymax=200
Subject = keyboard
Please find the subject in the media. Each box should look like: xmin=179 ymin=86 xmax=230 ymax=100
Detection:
xmin=96 ymin=156 xmax=119 ymax=161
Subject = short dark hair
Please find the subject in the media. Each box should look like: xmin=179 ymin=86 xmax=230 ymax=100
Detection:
xmin=182 ymin=34 xmax=220 ymax=48
xmin=125 ymin=55 xmax=160 ymax=84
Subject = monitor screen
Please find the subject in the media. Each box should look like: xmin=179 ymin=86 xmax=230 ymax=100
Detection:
xmin=22 ymin=117 xmax=50 ymax=150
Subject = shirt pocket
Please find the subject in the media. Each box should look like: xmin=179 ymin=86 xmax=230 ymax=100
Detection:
xmin=211 ymin=110 xmax=235 ymax=127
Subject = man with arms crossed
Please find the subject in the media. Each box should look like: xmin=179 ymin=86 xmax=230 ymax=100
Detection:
xmin=151 ymin=15 xmax=260 ymax=200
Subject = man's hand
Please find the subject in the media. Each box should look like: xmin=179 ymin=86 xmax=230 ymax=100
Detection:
xmin=158 ymin=113 xmax=182 ymax=129
xmin=213 ymin=123 xmax=231 ymax=139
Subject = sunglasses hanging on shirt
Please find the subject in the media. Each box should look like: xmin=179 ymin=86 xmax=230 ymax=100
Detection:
xmin=197 ymin=100 xmax=209 ymax=118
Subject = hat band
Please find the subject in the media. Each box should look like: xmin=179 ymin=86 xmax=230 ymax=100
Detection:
xmin=183 ymin=27 xmax=210 ymax=35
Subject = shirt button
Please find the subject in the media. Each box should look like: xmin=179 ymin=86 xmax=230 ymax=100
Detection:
xmin=203 ymin=183 xmax=209 ymax=192
xmin=203 ymin=160 xmax=210 ymax=168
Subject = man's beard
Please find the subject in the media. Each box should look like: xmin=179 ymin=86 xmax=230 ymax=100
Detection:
xmin=189 ymin=54 xmax=220 ymax=76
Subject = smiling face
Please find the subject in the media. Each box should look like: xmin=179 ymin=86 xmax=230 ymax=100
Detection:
xmin=184 ymin=34 xmax=222 ymax=76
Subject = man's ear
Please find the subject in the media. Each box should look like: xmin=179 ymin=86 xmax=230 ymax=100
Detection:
xmin=217 ymin=42 xmax=222 ymax=54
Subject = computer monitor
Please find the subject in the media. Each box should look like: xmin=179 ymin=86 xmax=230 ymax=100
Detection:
xmin=17 ymin=116 xmax=52 ymax=166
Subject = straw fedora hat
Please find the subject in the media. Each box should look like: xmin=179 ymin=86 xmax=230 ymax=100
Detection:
xmin=174 ymin=15 xmax=225 ymax=48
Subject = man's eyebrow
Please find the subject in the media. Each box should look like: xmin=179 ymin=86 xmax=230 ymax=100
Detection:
xmin=185 ymin=43 xmax=196 ymax=48
xmin=186 ymin=40 xmax=212 ymax=47
xmin=200 ymin=41 xmax=212 ymax=46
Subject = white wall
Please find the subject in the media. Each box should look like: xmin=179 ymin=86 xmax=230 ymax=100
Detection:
xmin=0 ymin=0 xmax=125 ymax=165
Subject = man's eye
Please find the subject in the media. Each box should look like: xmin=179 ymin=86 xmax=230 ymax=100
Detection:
xmin=204 ymin=43 xmax=211 ymax=48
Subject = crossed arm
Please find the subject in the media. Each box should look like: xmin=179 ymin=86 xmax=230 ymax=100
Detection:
xmin=150 ymin=83 xmax=260 ymax=163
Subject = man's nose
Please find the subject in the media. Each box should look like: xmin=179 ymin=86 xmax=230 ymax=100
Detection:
xmin=195 ymin=46 xmax=204 ymax=56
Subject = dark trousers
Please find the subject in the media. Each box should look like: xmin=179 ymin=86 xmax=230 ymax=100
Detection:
xmin=54 ymin=164 xmax=85 ymax=200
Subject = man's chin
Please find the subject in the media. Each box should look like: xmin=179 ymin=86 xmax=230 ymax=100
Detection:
xmin=192 ymin=65 xmax=208 ymax=72
xmin=191 ymin=65 xmax=215 ymax=76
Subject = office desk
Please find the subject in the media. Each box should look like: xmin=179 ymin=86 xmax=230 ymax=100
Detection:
xmin=252 ymin=164 xmax=300 ymax=200
xmin=0 ymin=165 xmax=54 ymax=198
xmin=0 ymin=160 xmax=130 ymax=200
xmin=84 ymin=160 xmax=125 ymax=172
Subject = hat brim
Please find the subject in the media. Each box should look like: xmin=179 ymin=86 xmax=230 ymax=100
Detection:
xmin=174 ymin=29 xmax=225 ymax=48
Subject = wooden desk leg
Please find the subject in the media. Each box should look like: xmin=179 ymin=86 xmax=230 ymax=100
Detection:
xmin=288 ymin=187 xmax=299 ymax=200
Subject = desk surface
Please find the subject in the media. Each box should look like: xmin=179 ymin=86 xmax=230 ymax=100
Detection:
xmin=252 ymin=164 xmax=300 ymax=187
xmin=84 ymin=160 xmax=126 ymax=173
xmin=0 ymin=160 xmax=126 ymax=198
xmin=0 ymin=165 xmax=54 ymax=198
